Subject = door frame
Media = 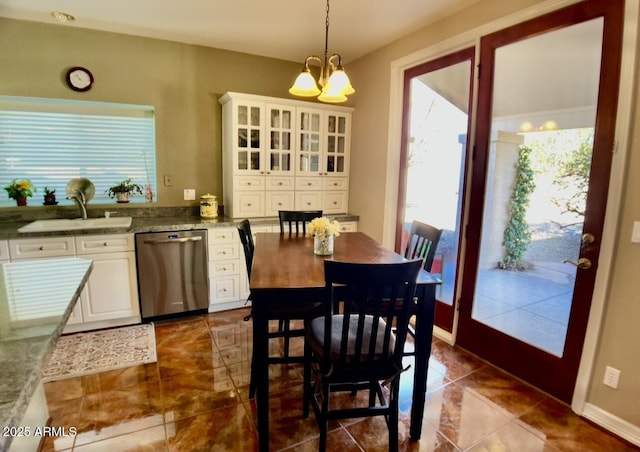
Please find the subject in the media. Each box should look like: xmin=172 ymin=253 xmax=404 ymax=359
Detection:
xmin=384 ymin=0 xmax=638 ymax=412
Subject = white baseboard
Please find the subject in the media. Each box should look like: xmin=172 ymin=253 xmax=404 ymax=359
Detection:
xmin=582 ymin=403 xmax=640 ymax=447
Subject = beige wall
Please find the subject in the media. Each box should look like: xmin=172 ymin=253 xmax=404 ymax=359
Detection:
xmin=0 ymin=18 xmax=301 ymax=206
xmin=347 ymin=0 xmax=639 ymax=432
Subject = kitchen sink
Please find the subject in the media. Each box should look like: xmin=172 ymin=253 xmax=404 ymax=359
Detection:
xmin=18 ymin=217 xmax=133 ymax=233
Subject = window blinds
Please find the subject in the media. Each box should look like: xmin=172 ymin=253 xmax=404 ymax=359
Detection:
xmin=0 ymin=96 xmax=156 ymax=206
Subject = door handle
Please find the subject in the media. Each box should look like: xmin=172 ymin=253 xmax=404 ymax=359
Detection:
xmin=144 ymin=236 xmax=202 ymax=244
xmin=582 ymin=233 xmax=595 ymax=245
xmin=563 ymin=258 xmax=592 ymax=269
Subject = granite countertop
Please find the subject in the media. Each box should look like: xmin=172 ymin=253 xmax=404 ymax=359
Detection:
xmin=0 ymin=211 xmax=360 ymax=240
xmin=0 ymin=258 xmax=92 ymax=451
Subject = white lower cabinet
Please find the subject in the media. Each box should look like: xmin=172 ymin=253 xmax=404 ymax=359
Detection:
xmin=7 ymin=234 xmax=140 ymax=333
xmin=208 ymin=227 xmax=243 ymax=312
xmin=66 ymin=234 xmax=140 ymax=333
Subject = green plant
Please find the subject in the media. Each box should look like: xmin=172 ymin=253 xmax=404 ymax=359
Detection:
xmin=500 ymin=145 xmax=536 ymax=270
xmin=4 ymin=179 xmax=35 ymax=200
xmin=105 ymin=178 xmax=144 ymax=199
xmin=44 ymin=187 xmax=56 ymax=196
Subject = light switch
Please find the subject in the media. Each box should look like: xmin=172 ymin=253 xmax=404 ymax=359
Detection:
xmin=183 ymin=189 xmax=196 ymax=201
xmin=632 ymin=221 xmax=640 ymax=243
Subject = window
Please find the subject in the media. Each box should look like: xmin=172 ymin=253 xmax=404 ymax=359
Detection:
xmin=0 ymin=96 xmax=156 ymax=207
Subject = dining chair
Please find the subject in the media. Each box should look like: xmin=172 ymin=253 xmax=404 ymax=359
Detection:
xmin=402 ymin=220 xmax=442 ymax=350
xmin=303 ymin=259 xmax=422 ymax=452
xmin=237 ymin=219 xmax=323 ymax=399
xmin=278 ymin=210 xmax=323 ymax=235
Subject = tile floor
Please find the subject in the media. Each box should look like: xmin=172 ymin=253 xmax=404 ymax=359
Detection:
xmin=42 ymin=308 xmax=637 ymax=451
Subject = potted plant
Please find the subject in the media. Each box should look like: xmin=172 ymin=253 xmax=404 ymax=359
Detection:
xmin=4 ymin=179 xmax=35 ymax=206
xmin=43 ymin=187 xmax=58 ymax=205
xmin=106 ymin=178 xmax=144 ymax=203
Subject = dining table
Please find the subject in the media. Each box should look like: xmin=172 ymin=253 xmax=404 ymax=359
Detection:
xmin=250 ymin=231 xmax=441 ymax=451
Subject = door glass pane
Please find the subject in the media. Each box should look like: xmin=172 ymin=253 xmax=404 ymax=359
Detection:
xmin=238 ymin=129 xmax=248 ymax=148
xmin=270 ymin=132 xmax=279 ymax=150
xmin=404 ymin=61 xmax=470 ymax=308
xmin=283 ymin=111 xmax=291 ymax=129
xmin=238 ymin=151 xmax=248 ymax=170
xmin=310 ymin=155 xmax=319 ymax=172
xmin=271 ymin=110 xmax=280 ymax=128
xmin=472 ymin=19 xmax=603 ymax=356
xmin=250 ymin=107 xmax=260 ymax=126
xmin=328 ymin=115 xmax=336 ymax=133
xmin=327 ymin=136 xmax=335 ymax=154
xmin=338 ymin=117 xmax=345 ymax=134
xmin=250 ymin=130 xmax=260 ymax=148
xmin=238 ymin=106 xmax=247 ymax=125
xmin=282 ymin=154 xmax=290 ymax=171
xmin=282 ymin=132 xmax=290 ymax=151
xmin=250 ymin=151 xmax=260 ymax=170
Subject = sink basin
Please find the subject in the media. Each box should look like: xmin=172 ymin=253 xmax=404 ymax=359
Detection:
xmin=18 ymin=217 xmax=133 ymax=233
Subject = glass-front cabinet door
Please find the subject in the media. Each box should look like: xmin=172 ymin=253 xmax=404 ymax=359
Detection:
xmin=234 ymin=101 xmax=264 ymax=174
xmin=266 ymin=104 xmax=295 ymax=176
xmin=325 ymin=113 xmax=349 ymax=176
xmin=297 ymin=109 xmax=322 ymax=176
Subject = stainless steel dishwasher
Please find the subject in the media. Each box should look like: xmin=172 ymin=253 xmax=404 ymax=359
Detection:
xmin=135 ymin=230 xmax=209 ymax=320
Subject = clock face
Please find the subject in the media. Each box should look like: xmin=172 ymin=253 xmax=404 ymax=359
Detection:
xmin=66 ymin=67 xmax=93 ymax=92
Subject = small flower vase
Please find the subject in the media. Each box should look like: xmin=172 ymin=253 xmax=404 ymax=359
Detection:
xmin=314 ymin=235 xmax=334 ymax=256
xmin=16 ymin=197 xmax=27 ymax=207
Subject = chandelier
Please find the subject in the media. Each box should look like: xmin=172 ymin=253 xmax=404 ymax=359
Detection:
xmin=288 ymin=0 xmax=355 ymax=103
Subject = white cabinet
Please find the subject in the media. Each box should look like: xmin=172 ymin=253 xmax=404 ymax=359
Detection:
xmin=0 ymin=240 xmax=10 ymax=262
xmin=208 ymin=227 xmax=242 ymax=311
xmin=67 ymin=234 xmax=139 ymax=332
xmin=220 ymin=92 xmax=352 ymax=218
xmin=7 ymin=234 xmax=140 ymax=333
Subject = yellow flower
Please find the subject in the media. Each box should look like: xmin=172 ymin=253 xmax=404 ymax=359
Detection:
xmin=306 ymin=217 xmax=341 ymax=239
xmin=4 ymin=179 xmax=35 ymax=200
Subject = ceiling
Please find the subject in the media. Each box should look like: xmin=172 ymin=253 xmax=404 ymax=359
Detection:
xmin=0 ymin=0 xmax=483 ymax=63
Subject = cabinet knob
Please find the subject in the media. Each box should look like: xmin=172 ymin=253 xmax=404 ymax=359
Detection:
xmin=39 ymin=246 xmax=44 ymax=250
xmin=333 ymin=201 xmax=337 ymax=205
xmin=278 ymin=202 xmax=282 ymax=206
xmin=333 ymin=183 xmax=338 ymax=186
xmin=103 ymin=242 xmax=109 ymax=246
xmin=247 ymin=182 xmax=252 ymax=186
xmin=307 ymin=182 xmax=312 ymax=186
xmin=247 ymin=203 xmax=252 ymax=207
xmin=278 ymin=182 xmax=283 ymax=186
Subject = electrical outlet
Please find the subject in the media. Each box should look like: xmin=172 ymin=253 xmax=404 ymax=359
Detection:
xmin=163 ymin=174 xmax=173 ymax=187
xmin=603 ymin=366 xmax=621 ymax=389
xmin=183 ymin=189 xmax=196 ymax=201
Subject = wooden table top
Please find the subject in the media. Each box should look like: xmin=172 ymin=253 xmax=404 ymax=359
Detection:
xmin=251 ymin=232 xmax=440 ymax=291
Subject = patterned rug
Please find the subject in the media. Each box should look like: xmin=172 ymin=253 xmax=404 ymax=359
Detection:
xmin=42 ymin=324 xmax=157 ymax=382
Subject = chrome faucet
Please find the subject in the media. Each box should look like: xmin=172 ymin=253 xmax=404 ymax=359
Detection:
xmin=67 ymin=190 xmax=88 ymax=220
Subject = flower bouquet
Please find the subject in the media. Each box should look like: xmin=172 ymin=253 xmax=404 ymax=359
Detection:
xmin=306 ymin=217 xmax=341 ymax=255
xmin=4 ymin=179 xmax=35 ymax=206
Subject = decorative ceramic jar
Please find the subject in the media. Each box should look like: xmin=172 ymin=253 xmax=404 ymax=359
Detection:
xmin=200 ymin=194 xmax=218 ymax=218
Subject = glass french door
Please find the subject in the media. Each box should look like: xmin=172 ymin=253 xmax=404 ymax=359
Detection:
xmin=397 ymin=48 xmax=475 ymax=332
xmin=457 ymin=0 xmax=623 ymax=403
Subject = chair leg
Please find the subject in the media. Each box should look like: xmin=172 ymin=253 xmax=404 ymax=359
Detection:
xmin=282 ymin=320 xmax=291 ymax=357
xmin=389 ymin=379 xmax=400 ymax=452
xmin=303 ymin=342 xmax=311 ymax=418
xmin=319 ymin=382 xmax=330 ymax=452
xmin=248 ymin=352 xmax=257 ymax=399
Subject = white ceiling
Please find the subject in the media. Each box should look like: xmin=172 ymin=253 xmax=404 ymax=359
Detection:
xmin=0 ymin=0 xmax=483 ymax=63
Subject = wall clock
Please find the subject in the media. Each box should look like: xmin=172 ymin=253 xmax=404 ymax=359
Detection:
xmin=66 ymin=66 xmax=94 ymax=92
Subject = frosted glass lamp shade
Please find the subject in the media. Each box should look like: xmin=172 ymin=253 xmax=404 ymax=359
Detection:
xmin=327 ymin=68 xmax=355 ymax=95
xmin=289 ymin=70 xmax=321 ymax=97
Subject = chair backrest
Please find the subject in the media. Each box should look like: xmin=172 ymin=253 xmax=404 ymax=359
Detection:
xmin=278 ymin=210 xmax=322 ymax=235
xmin=404 ymin=220 xmax=442 ymax=272
xmin=237 ymin=219 xmax=254 ymax=279
xmin=320 ymin=260 xmax=422 ymax=376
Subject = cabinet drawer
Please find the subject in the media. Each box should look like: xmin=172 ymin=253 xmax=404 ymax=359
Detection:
xmin=266 ymin=176 xmax=294 ymax=191
xmin=75 ymin=234 xmax=134 ymax=254
xmin=9 ymin=237 xmax=75 ymax=259
xmin=322 ymin=191 xmax=348 ymax=214
xmin=208 ymin=259 xmax=240 ymax=278
xmin=265 ymin=192 xmax=294 ymax=217
xmin=322 ymin=177 xmax=348 ymax=190
xmin=234 ymin=175 xmax=264 ymax=191
xmin=234 ymin=192 xmax=265 ymax=217
xmin=0 ymin=240 xmax=8 ymax=261
xmin=210 ymin=276 xmax=240 ymax=304
xmin=295 ymin=192 xmax=322 ymax=210
xmin=339 ymin=221 xmax=358 ymax=232
xmin=209 ymin=243 xmax=240 ymax=260
xmin=208 ymin=228 xmax=237 ymax=244
xmin=295 ymin=177 xmax=321 ymax=190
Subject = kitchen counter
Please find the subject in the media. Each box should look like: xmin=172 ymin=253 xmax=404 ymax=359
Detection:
xmin=0 ymin=213 xmax=360 ymax=240
xmin=0 ymin=258 xmax=92 ymax=451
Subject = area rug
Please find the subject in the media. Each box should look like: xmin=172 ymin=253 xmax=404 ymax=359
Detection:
xmin=42 ymin=324 xmax=157 ymax=382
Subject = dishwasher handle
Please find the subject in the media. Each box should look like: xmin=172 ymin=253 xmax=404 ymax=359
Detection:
xmin=143 ymin=236 xmax=203 ymax=245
